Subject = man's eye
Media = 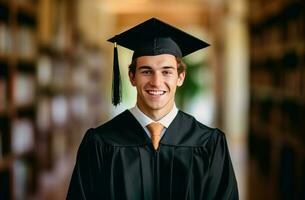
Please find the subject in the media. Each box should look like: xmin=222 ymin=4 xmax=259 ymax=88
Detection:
xmin=162 ymin=71 xmax=172 ymax=75
xmin=141 ymin=70 xmax=152 ymax=75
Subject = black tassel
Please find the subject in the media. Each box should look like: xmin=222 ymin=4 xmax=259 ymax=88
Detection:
xmin=112 ymin=43 xmax=122 ymax=106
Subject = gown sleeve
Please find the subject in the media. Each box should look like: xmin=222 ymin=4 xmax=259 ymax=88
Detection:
xmin=206 ymin=129 xmax=239 ymax=200
xmin=66 ymin=128 xmax=103 ymax=200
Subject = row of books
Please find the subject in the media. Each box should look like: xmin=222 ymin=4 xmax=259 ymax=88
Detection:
xmin=1 ymin=67 xmax=35 ymax=109
xmin=251 ymin=50 xmax=301 ymax=69
xmin=0 ymin=118 xmax=35 ymax=158
xmin=0 ymin=23 xmax=12 ymax=56
xmin=0 ymin=23 xmax=36 ymax=59
xmin=3 ymin=91 xmax=91 ymax=132
xmin=251 ymin=79 xmax=303 ymax=100
xmin=250 ymin=1 xmax=303 ymax=32
xmin=1 ymin=70 xmax=93 ymax=111
xmin=37 ymin=94 xmax=90 ymax=131
xmin=0 ymin=57 xmax=93 ymax=111
xmin=250 ymin=15 xmax=303 ymax=41
xmin=250 ymin=31 xmax=305 ymax=61
xmin=37 ymin=55 xmax=92 ymax=91
xmin=12 ymin=119 xmax=34 ymax=155
xmin=16 ymin=26 xmax=37 ymax=60
xmin=14 ymin=73 xmax=36 ymax=107
xmin=250 ymin=99 xmax=304 ymax=141
xmin=0 ymin=115 xmax=72 ymax=159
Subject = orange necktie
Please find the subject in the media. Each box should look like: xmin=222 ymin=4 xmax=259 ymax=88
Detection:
xmin=147 ymin=122 xmax=164 ymax=150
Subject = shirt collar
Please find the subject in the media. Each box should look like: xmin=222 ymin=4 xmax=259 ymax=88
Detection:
xmin=129 ymin=104 xmax=178 ymax=129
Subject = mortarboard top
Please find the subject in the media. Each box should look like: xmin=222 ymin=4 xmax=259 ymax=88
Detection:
xmin=107 ymin=17 xmax=210 ymax=106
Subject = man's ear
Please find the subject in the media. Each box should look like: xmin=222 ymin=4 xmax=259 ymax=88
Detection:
xmin=128 ymin=71 xmax=136 ymax=86
xmin=177 ymin=71 xmax=186 ymax=87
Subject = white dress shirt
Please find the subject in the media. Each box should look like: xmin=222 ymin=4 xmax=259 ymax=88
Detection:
xmin=129 ymin=104 xmax=179 ymax=139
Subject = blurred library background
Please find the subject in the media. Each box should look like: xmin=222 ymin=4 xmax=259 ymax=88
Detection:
xmin=0 ymin=0 xmax=304 ymax=199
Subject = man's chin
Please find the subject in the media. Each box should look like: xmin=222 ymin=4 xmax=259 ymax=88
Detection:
xmin=147 ymin=104 xmax=163 ymax=111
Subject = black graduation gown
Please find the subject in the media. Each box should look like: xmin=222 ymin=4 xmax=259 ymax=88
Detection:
xmin=66 ymin=110 xmax=238 ymax=200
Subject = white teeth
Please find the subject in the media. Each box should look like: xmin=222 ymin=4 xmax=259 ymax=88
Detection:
xmin=147 ymin=90 xmax=165 ymax=95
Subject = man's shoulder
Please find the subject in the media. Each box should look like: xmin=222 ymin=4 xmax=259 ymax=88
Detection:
xmin=88 ymin=110 xmax=147 ymax=146
xmin=176 ymin=110 xmax=216 ymax=133
xmin=95 ymin=110 xmax=131 ymax=131
xmin=163 ymin=111 xmax=225 ymax=147
xmin=183 ymin=111 xmax=227 ymax=147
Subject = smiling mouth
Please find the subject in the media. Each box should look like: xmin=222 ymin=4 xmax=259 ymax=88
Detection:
xmin=146 ymin=90 xmax=166 ymax=96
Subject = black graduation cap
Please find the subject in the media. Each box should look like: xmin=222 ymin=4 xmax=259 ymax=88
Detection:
xmin=108 ymin=17 xmax=210 ymax=106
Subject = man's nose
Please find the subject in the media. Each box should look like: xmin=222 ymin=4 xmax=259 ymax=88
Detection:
xmin=149 ymin=72 xmax=162 ymax=86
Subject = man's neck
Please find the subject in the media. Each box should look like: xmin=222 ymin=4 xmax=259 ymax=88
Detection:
xmin=137 ymin=104 xmax=174 ymax=121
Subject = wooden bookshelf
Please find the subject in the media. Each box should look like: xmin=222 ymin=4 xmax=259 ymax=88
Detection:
xmin=0 ymin=0 xmax=39 ymax=199
xmin=248 ymin=0 xmax=305 ymax=199
xmin=1 ymin=0 xmax=108 ymax=198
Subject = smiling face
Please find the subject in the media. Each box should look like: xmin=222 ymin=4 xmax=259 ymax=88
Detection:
xmin=129 ymin=54 xmax=185 ymax=120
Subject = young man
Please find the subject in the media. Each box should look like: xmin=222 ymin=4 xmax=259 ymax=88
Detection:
xmin=67 ymin=18 xmax=238 ymax=200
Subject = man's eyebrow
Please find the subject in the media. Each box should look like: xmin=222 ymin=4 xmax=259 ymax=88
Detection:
xmin=137 ymin=65 xmax=175 ymax=70
xmin=162 ymin=66 xmax=175 ymax=69
xmin=138 ymin=66 xmax=152 ymax=70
